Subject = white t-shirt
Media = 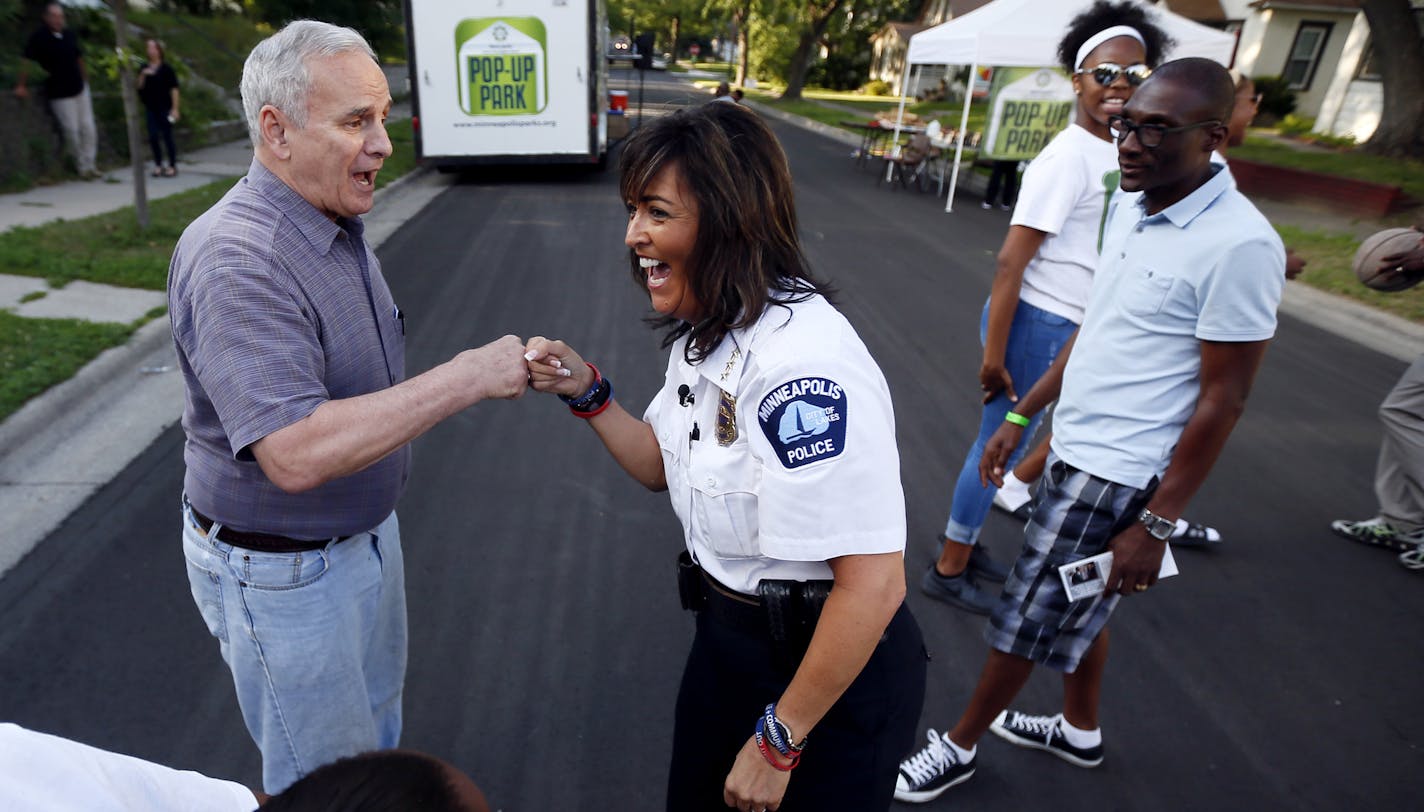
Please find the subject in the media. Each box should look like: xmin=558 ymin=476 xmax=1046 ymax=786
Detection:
xmin=1010 ymin=123 xmax=1120 ymax=325
xmin=644 ymin=293 xmax=906 ymax=594
xmin=0 ymin=723 xmax=258 ymax=812
xmin=1052 ymin=166 xmax=1284 ymax=488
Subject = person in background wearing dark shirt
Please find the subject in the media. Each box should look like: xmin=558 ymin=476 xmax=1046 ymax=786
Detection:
xmin=14 ymin=3 xmax=99 ymax=178
xmin=138 ymin=38 xmax=181 ymax=177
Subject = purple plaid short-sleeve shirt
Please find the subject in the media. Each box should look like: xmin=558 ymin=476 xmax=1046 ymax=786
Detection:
xmin=169 ymin=160 xmax=408 ymax=539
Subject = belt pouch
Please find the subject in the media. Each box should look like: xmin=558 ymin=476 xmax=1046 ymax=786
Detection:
xmin=676 ymin=551 xmax=707 ymax=611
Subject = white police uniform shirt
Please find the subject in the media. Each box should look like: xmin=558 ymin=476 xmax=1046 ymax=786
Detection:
xmin=644 ymin=293 xmax=906 ymax=595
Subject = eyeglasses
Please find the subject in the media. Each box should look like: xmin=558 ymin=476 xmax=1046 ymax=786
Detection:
xmin=1075 ymin=62 xmax=1152 ymax=87
xmin=1108 ymin=114 xmax=1222 ymax=149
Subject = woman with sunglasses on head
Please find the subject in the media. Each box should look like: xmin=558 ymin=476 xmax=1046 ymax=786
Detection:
xmin=921 ymin=0 xmax=1174 ymax=617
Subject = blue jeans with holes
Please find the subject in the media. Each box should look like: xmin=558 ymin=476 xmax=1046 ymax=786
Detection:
xmin=181 ymin=500 xmax=407 ymax=793
xmin=944 ymin=298 xmax=1076 ymax=546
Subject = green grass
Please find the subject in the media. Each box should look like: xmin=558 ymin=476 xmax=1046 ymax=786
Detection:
xmin=129 ymin=10 xmax=268 ymax=92
xmin=730 ymin=83 xmax=988 ymax=140
xmin=0 ymin=312 xmax=135 ymax=421
xmin=379 ymin=118 xmax=416 ymax=190
xmin=1234 ymin=135 xmax=1424 ymax=205
xmin=1278 ymin=225 xmax=1424 ymax=323
xmin=0 ymin=181 xmax=234 ymax=290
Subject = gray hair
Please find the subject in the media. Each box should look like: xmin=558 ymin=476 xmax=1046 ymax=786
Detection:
xmin=240 ymin=20 xmax=377 ymax=146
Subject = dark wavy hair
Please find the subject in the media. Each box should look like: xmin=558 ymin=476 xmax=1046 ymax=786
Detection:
xmin=1056 ymin=1 xmax=1175 ymax=73
xmin=618 ymin=102 xmax=833 ymax=364
xmin=259 ymin=751 xmax=476 ymax=812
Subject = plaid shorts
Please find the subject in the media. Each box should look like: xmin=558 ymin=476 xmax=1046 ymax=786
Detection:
xmin=985 ymin=456 xmax=1156 ymax=673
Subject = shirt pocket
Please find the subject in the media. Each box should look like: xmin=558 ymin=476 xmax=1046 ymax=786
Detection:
xmin=689 ymin=441 xmax=761 ymax=559
xmin=1119 ymin=268 xmax=1176 ymax=317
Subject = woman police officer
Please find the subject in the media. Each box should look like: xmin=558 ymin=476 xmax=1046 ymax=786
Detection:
xmin=524 ymin=102 xmax=926 ymax=811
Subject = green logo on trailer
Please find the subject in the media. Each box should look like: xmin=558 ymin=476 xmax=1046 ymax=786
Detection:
xmin=455 ymin=17 xmax=547 ymax=116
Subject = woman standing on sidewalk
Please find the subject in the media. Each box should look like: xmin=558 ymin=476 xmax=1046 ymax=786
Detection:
xmin=921 ymin=1 xmax=1172 ymax=616
xmin=137 ymin=38 xmax=180 ymax=177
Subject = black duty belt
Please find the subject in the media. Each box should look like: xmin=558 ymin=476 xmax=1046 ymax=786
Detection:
xmin=188 ymin=505 xmax=351 ymax=553
xmin=676 ymin=551 xmax=833 ymax=670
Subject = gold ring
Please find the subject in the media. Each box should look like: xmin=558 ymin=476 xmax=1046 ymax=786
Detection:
xmin=1134 ymin=584 xmax=1148 ymax=592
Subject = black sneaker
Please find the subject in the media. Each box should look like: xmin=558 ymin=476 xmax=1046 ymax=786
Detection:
xmin=919 ymin=564 xmax=995 ymax=615
xmin=935 ymin=534 xmax=1010 ymax=583
xmin=968 ymin=543 xmax=1010 ymax=583
xmin=989 ymin=710 xmax=1103 ymax=767
xmin=894 ymin=729 xmax=976 ymax=803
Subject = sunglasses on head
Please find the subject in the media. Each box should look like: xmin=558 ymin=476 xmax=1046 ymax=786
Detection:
xmin=1075 ymin=62 xmax=1152 ymax=87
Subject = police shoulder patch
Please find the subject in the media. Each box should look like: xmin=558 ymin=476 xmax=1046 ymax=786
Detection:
xmin=757 ymin=376 xmax=847 ymax=470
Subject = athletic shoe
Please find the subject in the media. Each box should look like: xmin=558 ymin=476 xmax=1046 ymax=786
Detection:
xmin=1399 ymin=543 xmax=1424 ymax=572
xmin=1000 ymin=203 xmax=1012 ymax=211
xmin=1168 ymin=518 xmax=1221 ymax=547
xmin=933 ymin=534 xmax=1009 ymax=583
xmin=980 ymin=201 xmax=993 ymax=210
xmin=989 ymin=710 xmax=1103 ymax=768
xmin=968 ymin=542 xmax=1010 ymax=583
xmin=920 ymin=564 xmax=995 ymax=615
xmin=894 ymin=729 xmax=976 ymax=803
xmin=1331 ymin=517 xmax=1424 ymax=552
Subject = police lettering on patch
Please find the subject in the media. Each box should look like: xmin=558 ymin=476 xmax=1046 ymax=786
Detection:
xmin=757 ymin=377 xmax=847 ymax=469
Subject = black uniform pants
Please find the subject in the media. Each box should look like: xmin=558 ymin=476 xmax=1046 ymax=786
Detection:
xmin=666 ymin=602 xmax=926 ymax=811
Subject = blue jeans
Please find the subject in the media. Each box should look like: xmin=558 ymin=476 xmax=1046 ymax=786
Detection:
xmin=944 ymin=299 xmax=1076 ymax=545
xmin=182 ymin=500 xmax=407 ymax=793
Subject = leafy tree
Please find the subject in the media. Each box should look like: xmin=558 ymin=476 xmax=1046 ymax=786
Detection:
xmin=246 ymin=0 xmax=404 ymax=56
xmin=1360 ymin=0 xmax=1424 ymax=158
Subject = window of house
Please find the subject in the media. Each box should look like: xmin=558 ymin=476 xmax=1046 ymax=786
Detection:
xmin=1282 ymin=22 xmax=1332 ymax=90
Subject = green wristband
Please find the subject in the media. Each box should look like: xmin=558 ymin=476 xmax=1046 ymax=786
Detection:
xmin=1004 ymin=411 xmax=1031 ymax=427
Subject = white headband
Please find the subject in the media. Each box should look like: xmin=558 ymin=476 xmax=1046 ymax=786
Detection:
xmin=1075 ymin=25 xmax=1146 ymax=69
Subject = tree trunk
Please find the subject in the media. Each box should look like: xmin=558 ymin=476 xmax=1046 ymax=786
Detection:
xmin=734 ymin=0 xmax=751 ymax=87
xmin=780 ymin=1 xmax=846 ymax=101
xmin=1360 ymin=0 xmax=1424 ymax=159
xmin=110 ymin=0 xmax=149 ymax=230
xmin=670 ymin=15 xmax=680 ymax=60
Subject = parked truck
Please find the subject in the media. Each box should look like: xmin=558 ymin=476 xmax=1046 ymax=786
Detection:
xmin=403 ymin=0 xmax=609 ymax=168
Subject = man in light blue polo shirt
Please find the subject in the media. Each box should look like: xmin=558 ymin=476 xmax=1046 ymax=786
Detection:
xmin=896 ymin=58 xmax=1283 ymax=802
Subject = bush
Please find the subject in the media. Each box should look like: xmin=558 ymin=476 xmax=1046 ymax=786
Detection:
xmin=861 ymin=79 xmax=892 ymax=96
xmin=1278 ymin=114 xmax=1314 ymax=136
xmin=1252 ymin=75 xmax=1296 ymax=122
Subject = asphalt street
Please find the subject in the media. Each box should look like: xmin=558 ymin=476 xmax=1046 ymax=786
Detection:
xmin=0 ymin=74 xmax=1418 ymax=810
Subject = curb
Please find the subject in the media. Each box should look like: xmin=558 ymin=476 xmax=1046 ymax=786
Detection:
xmin=0 ymin=316 xmax=172 ymax=459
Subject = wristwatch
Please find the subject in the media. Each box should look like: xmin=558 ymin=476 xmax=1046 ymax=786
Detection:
xmin=1139 ymin=508 xmax=1175 ymax=541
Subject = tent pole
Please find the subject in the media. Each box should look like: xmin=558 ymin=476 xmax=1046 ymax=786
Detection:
xmin=884 ymin=64 xmax=915 ymax=183
xmin=945 ymin=58 xmax=977 ymax=213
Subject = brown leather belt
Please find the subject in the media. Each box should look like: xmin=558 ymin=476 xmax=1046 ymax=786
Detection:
xmin=188 ymin=505 xmax=350 ymax=553
xmin=698 ymin=570 xmax=768 ymax=637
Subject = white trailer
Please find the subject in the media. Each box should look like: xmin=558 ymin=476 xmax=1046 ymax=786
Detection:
xmin=404 ymin=0 xmax=609 ymax=168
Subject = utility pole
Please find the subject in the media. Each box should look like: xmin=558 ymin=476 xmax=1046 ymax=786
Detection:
xmin=110 ymin=0 xmax=149 ymax=230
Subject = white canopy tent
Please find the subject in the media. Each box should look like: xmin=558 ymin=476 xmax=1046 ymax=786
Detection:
xmin=890 ymin=0 xmax=1237 ymax=211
